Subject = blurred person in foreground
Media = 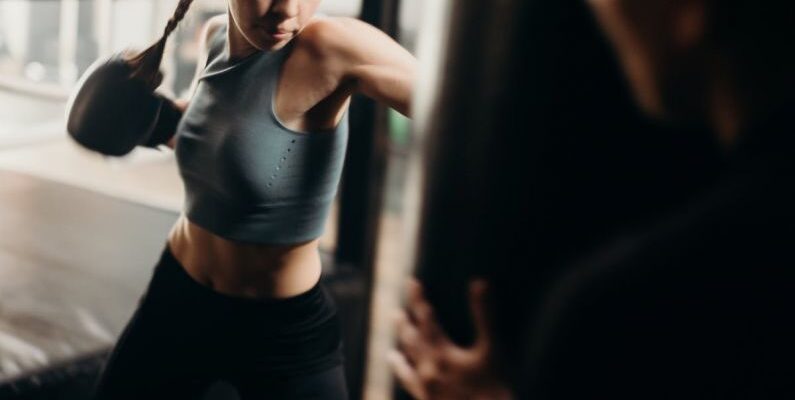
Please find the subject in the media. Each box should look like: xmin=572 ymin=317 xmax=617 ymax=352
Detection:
xmin=391 ymin=1 xmax=795 ymax=398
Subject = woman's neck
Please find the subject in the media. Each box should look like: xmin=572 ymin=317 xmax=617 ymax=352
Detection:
xmin=226 ymin=12 xmax=260 ymax=61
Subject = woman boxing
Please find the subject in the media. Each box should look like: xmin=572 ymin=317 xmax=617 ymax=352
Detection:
xmin=69 ymin=0 xmax=415 ymax=398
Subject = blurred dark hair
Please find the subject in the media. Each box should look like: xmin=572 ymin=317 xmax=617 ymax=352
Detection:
xmin=125 ymin=0 xmax=194 ymax=90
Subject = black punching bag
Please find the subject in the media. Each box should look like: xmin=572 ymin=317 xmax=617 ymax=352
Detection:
xmin=412 ymin=0 xmax=538 ymax=360
xmin=411 ymin=0 xmax=720 ymax=386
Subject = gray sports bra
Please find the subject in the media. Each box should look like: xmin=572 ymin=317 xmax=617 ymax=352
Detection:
xmin=175 ymin=24 xmax=349 ymax=244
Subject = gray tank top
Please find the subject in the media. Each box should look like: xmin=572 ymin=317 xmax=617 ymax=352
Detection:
xmin=175 ymin=24 xmax=349 ymax=244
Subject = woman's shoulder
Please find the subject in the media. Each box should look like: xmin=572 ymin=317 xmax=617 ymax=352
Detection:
xmin=203 ymin=14 xmax=227 ymax=43
xmin=295 ymin=16 xmax=380 ymax=60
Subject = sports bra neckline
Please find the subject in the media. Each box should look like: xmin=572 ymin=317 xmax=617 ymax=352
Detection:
xmin=200 ymin=24 xmax=293 ymax=80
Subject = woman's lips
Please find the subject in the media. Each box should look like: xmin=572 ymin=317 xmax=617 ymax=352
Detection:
xmin=269 ymin=30 xmax=292 ymax=40
xmin=262 ymin=25 xmax=293 ymax=41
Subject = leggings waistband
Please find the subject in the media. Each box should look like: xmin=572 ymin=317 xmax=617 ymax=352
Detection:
xmin=144 ymin=245 xmax=338 ymax=331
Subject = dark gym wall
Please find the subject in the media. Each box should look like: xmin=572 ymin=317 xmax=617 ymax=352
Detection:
xmin=412 ymin=0 xmax=721 ymax=385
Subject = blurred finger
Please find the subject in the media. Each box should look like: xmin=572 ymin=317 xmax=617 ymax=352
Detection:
xmin=395 ymin=310 xmax=422 ymax=363
xmin=406 ymin=279 xmax=444 ymax=341
xmin=388 ymin=349 xmax=427 ymax=400
xmin=468 ymin=279 xmax=493 ymax=350
xmin=406 ymin=279 xmax=427 ymax=320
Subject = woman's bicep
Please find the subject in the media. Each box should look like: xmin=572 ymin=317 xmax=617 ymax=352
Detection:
xmin=350 ymin=64 xmax=414 ymax=116
xmin=305 ymin=18 xmax=416 ymax=117
xmin=344 ymin=21 xmax=416 ymax=116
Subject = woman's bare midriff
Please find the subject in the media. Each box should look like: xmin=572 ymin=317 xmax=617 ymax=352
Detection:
xmin=166 ymin=214 xmax=322 ymax=299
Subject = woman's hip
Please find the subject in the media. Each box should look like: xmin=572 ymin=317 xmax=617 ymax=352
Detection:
xmin=129 ymin=245 xmax=344 ymax=373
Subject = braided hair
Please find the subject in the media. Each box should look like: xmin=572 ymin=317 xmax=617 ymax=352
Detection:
xmin=125 ymin=0 xmax=194 ymax=90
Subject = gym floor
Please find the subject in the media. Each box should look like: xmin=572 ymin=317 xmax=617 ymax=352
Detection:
xmin=0 ymin=92 xmax=409 ymax=399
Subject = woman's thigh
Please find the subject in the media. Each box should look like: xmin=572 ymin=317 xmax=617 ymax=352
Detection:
xmin=92 ymin=306 xmax=210 ymax=400
xmin=93 ymin=247 xmax=347 ymax=399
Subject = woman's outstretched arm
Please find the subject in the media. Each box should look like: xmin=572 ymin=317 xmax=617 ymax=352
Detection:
xmin=300 ymin=17 xmax=417 ymax=117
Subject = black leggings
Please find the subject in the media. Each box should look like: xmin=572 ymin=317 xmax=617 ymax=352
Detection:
xmin=93 ymin=247 xmax=348 ymax=400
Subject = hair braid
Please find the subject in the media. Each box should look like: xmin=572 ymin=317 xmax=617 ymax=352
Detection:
xmin=126 ymin=0 xmax=194 ymax=90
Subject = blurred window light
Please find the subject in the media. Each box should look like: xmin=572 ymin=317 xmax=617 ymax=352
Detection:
xmin=23 ymin=62 xmax=47 ymax=83
xmin=0 ymin=0 xmax=365 ymax=97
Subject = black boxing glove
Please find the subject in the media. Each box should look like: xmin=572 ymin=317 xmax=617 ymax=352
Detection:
xmin=66 ymin=53 xmax=182 ymax=155
xmin=140 ymin=96 xmax=183 ymax=148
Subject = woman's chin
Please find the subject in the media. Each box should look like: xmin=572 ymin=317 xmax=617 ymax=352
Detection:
xmin=253 ymin=35 xmax=292 ymax=51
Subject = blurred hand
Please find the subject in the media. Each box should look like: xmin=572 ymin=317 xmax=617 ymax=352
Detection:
xmin=390 ymin=279 xmax=513 ymax=400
